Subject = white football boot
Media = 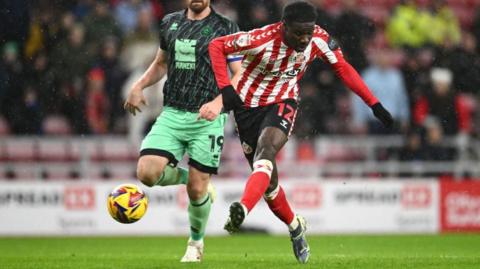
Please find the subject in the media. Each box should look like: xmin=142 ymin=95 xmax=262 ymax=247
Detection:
xmin=180 ymin=238 xmax=204 ymax=262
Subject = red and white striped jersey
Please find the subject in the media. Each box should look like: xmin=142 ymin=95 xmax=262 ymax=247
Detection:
xmin=209 ymin=22 xmax=379 ymax=108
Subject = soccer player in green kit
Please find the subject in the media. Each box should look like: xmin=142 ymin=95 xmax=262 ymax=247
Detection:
xmin=124 ymin=0 xmax=241 ymax=262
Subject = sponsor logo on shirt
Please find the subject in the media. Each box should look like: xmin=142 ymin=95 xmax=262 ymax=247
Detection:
xmin=175 ymin=39 xmax=197 ymax=70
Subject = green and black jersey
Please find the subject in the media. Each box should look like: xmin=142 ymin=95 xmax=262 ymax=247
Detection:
xmin=159 ymin=9 xmax=240 ymax=112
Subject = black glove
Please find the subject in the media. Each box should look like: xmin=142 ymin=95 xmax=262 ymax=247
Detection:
xmin=371 ymin=102 xmax=394 ymax=128
xmin=221 ymin=85 xmax=243 ymax=111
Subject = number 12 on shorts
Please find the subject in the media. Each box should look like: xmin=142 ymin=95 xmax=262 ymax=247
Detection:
xmin=208 ymin=135 xmax=224 ymax=152
xmin=277 ymin=103 xmax=294 ymax=123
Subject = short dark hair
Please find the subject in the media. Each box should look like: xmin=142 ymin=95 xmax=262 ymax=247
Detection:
xmin=282 ymin=1 xmax=317 ymax=24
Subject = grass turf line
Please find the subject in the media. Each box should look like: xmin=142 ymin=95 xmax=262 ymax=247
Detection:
xmin=1 ymin=234 xmax=479 ymax=269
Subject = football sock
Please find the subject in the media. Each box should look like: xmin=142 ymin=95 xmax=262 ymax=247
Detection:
xmin=288 ymin=217 xmax=300 ymax=232
xmin=155 ymin=165 xmax=188 ymax=186
xmin=240 ymin=159 xmax=273 ymax=212
xmin=264 ymin=185 xmax=295 ymax=227
xmin=188 ymin=194 xmax=211 ymax=241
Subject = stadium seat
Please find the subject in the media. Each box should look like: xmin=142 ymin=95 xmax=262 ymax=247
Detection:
xmin=107 ymin=162 xmax=137 ymax=180
xmin=40 ymin=164 xmax=79 ymax=180
xmin=0 ymin=116 xmax=10 ymax=136
xmin=42 ymin=115 xmax=72 ymax=135
xmin=86 ymin=164 xmax=115 ymax=180
xmin=3 ymin=164 xmax=36 ymax=179
xmin=5 ymin=138 xmax=37 ymax=161
xmin=0 ymin=140 xmax=6 ymax=162
xmin=297 ymin=141 xmax=316 ymax=161
xmin=70 ymin=138 xmax=102 ymax=161
xmin=38 ymin=139 xmax=70 ymax=162
xmin=99 ymin=138 xmax=137 ymax=161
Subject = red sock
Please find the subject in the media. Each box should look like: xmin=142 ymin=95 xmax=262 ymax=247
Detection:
xmin=265 ymin=185 xmax=295 ymax=225
xmin=240 ymin=160 xmax=273 ymax=212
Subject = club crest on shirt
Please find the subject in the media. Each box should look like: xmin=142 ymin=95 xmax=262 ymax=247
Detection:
xmin=201 ymin=26 xmax=213 ymax=36
xmin=170 ymin=22 xmax=178 ymax=31
xmin=234 ymin=33 xmax=251 ymax=49
xmin=242 ymin=142 xmax=253 ymax=154
xmin=295 ymin=53 xmax=305 ymax=64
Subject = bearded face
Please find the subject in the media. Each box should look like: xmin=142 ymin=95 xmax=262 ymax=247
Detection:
xmin=187 ymin=0 xmax=210 ymax=13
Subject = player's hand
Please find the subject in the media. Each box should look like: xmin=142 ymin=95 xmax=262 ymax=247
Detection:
xmin=371 ymin=102 xmax=394 ymax=128
xmin=198 ymin=95 xmax=223 ymax=121
xmin=221 ymin=85 xmax=243 ymax=111
xmin=124 ymin=85 xmax=147 ymax=116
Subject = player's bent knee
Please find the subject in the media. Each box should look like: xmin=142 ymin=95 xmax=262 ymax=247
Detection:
xmin=136 ymin=161 xmax=162 ymax=187
xmin=187 ymin=180 xmax=208 ymax=200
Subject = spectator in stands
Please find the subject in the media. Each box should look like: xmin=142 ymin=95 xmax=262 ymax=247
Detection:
xmin=422 ymin=116 xmax=456 ymax=161
xmin=83 ymin=0 xmax=122 ymax=55
xmin=0 ymin=0 xmax=30 ymax=52
xmin=413 ymin=68 xmax=472 ymax=136
xmin=473 ymin=7 xmax=480 ymax=54
xmin=297 ymin=58 xmax=342 ymax=136
xmin=435 ymin=32 xmax=480 ymax=95
xmin=24 ymin=4 xmax=63 ymax=60
xmin=351 ymin=50 xmax=410 ymax=134
xmin=295 ymin=82 xmax=329 ymax=138
xmin=120 ymin=7 xmax=158 ymax=72
xmin=401 ymin=48 xmax=435 ymax=109
xmin=51 ymin=23 xmax=92 ymax=87
xmin=398 ymin=128 xmax=425 ymax=162
xmin=58 ymin=82 xmax=88 ymax=134
xmin=0 ymin=42 xmax=24 ymax=128
xmin=335 ymin=0 xmax=375 ymax=71
xmin=234 ymin=0 xmax=280 ymax=30
xmin=12 ymin=85 xmax=43 ymax=134
xmin=114 ymin=0 xmax=152 ymax=34
xmin=73 ymin=0 xmax=95 ymax=20
xmin=247 ymin=3 xmax=273 ymax=29
xmin=24 ymin=51 xmax=56 ymax=114
xmin=386 ymin=0 xmax=429 ymax=48
xmin=85 ymin=68 xmax=110 ymax=134
xmin=212 ymin=0 xmax=238 ymax=23
xmin=94 ymin=37 xmax=127 ymax=132
xmin=54 ymin=11 xmax=77 ymax=48
xmin=425 ymin=0 xmax=461 ymax=47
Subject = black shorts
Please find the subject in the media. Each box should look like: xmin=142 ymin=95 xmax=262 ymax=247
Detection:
xmin=233 ymin=99 xmax=298 ymax=163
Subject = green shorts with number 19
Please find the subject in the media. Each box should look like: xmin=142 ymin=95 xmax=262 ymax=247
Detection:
xmin=140 ymin=106 xmax=227 ymax=174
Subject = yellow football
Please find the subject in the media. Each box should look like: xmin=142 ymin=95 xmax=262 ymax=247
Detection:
xmin=107 ymin=184 xmax=148 ymax=224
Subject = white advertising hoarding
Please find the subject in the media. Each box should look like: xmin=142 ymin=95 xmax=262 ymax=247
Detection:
xmin=0 ymin=179 xmax=439 ymax=235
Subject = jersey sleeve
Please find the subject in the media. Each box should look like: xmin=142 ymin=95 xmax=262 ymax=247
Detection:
xmin=312 ymin=28 xmax=379 ymax=106
xmin=224 ymin=20 xmax=243 ymax=63
xmin=209 ymin=25 xmax=274 ymax=89
xmin=158 ymin=16 xmax=170 ymax=50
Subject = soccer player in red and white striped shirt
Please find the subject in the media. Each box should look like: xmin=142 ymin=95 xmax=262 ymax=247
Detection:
xmin=199 ymin=1 xmax=393 ymax=263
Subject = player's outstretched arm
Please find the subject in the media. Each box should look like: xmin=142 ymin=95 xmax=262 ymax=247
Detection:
xmin=124 ymin=48 xmax=167 ymax=116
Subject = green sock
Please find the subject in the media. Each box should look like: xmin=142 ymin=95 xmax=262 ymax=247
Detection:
xmin=155 ymin=165 xmax=188 ymax=186
xmin=188 ymin=194 xmax=211 ymax=241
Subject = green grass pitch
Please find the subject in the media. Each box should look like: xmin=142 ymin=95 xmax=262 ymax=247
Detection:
xmin=1 ymin=234 xmax=479 ymax=269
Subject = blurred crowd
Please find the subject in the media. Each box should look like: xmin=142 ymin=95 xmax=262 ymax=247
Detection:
xmin=1 ymin=0 xmax=480 ymax=163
